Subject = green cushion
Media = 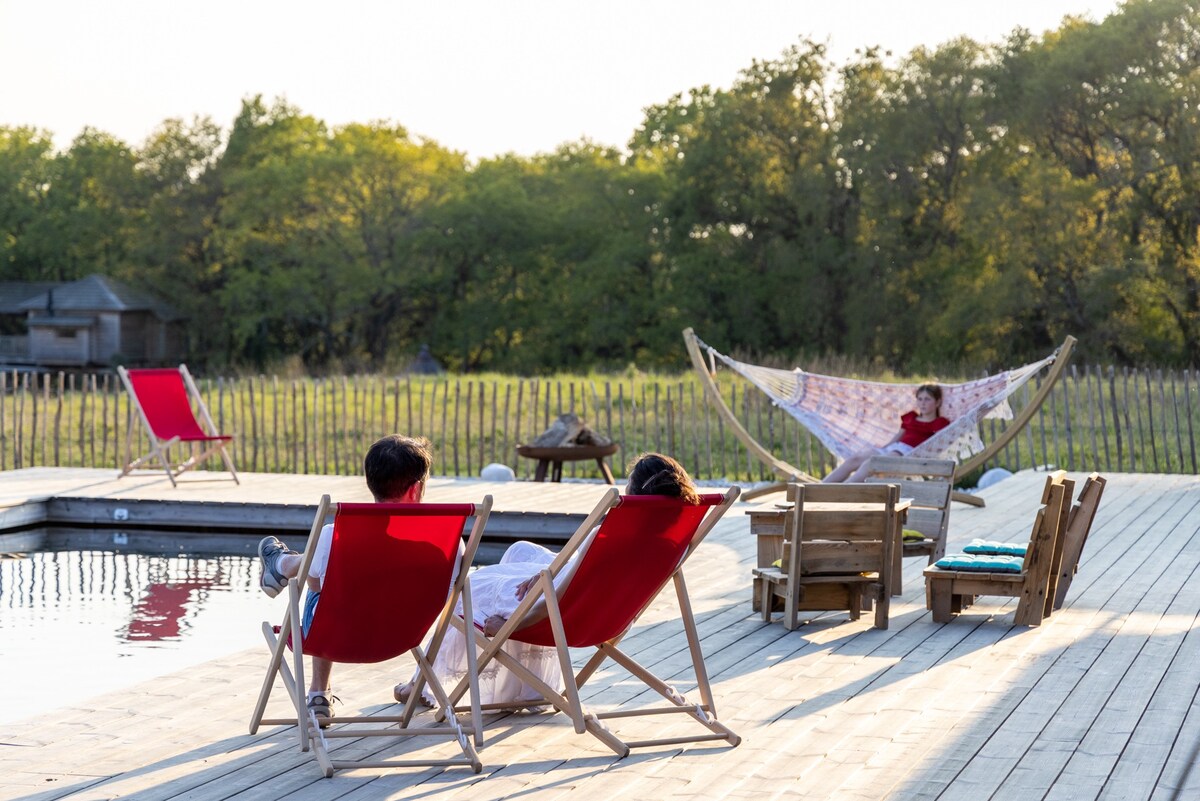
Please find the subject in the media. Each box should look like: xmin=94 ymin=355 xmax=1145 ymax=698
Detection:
xmin=902 ymin=529 xmax=927 ymax=542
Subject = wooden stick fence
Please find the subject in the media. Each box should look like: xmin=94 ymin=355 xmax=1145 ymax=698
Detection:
xmin=1 ymin=366 xmax=1197 ymax=482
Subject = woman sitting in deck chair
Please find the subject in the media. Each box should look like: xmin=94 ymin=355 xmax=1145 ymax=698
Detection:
xmin=395 ymin=452 xmax=700 ymax=707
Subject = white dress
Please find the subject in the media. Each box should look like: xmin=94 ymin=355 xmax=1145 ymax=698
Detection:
xmin=426 ymin=540 xmax=567 ymax=705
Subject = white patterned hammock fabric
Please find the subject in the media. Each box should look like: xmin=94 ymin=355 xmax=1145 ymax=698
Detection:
xmin=697 ymin=338 xmax=1058 ymax=464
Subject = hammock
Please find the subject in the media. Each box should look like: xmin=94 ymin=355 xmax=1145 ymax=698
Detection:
xmin=683 ymin=329 xmax=1076 ymax=501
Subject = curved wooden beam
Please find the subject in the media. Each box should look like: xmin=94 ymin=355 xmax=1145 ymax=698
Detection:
xmin=683 ymin=328 xmax=818 ymax=488
xmin=956 ymin=335 xmax=1077 ymax=477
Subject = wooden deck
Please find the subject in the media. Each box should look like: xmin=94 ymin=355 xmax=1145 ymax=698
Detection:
xmin=4 ymin=469 xmax=1200 ymax=800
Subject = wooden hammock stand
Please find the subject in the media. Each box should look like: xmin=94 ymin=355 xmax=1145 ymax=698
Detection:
xmin=683 ymin=328 xmax=1077 ymax=506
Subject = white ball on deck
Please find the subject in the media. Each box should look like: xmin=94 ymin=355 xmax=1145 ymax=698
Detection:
xmin=480 ymin=463 xmax=516 ymax=481
xmin=977 ymin=467 xmax=1014 ymax=489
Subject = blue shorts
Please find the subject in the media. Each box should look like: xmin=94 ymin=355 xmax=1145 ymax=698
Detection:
xmin=302 ymin=590 xmax=320 ymax=637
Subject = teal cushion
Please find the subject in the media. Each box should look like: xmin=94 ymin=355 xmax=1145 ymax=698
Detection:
xmin=934 ymin=554 xmax=1024 ymax=573
xmin=962 ymin=539 xmax=1027 ymax=557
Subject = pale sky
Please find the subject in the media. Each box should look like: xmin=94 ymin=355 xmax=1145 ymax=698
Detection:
xmin=0 ymin=0 xmax=1123 ymax=161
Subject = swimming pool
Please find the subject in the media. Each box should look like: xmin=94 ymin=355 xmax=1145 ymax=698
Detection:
xmin=0 ymin=528 xmax=514 ymax=725
xmin=1 ymin=539 xmax=277 ymax=724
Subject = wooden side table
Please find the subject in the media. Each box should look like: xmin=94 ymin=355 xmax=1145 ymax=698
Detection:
xmin=517 ymin=443 xmax=619 ymax=484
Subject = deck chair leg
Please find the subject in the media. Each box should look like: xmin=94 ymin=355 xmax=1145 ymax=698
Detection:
xmin=310 ymin=722 xmax=335 ymax=778
xmin=459 ymin=577 xmax=484 ymax=747
xmin=540 ymin=570 xmax=586 ymax=733
xmin=287 ymin=581 xmax=312 ymax=751
xmin=410 ymin=647 xmax=482 ymax=773
xmin=251 ymin=618 xmax=295 ymax=733
xmin=153 ymin=439 xmax=179 ymax=486
xmin=601 ymin=642 xmax=741 ymax=749
xmin=122 ymin=419 xmax=134 ymax=477
xmin=675 ymin=572 xmax=719 ymax=717
xmin=217 ymin=442 xmax=240 ymax=484
xmin=573 ymin=630 xmax=627 ymax=691
xmin=582 ymin=715 xmax=633 ymax=758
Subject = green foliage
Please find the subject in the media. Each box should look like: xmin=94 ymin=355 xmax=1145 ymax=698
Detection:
xmin=2 ymin=1 xmax=1200 ymax=371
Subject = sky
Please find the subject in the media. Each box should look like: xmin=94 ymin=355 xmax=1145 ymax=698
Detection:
xmin=0 ymin=0 xmax=1125 ymax=161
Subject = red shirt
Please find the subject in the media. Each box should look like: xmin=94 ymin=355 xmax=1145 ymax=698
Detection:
xmin=898 ymin=412 xmax=950 ymax=448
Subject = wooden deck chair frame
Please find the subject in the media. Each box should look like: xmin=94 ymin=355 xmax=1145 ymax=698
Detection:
xmin=117 ymin=365 xmax=239 ymax=486
xmin=753 ymin=482 xmax=899 ymax=631
xmin=1053 ymin=473 xmax=1106 ymax=611
xmin=924 ymin=471 xmax=1073 ymax=627
xmin=248 ymin=494 xmax=492 ymax=777
xmin=862 ymin=455 xmax=956 ymax=594
xmin=437 ymin=486 xmax=741 ymax=758
xmin=683 ymin=328 xmax=1076 ymax=506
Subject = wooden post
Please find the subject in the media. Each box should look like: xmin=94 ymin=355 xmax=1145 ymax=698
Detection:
xmin=439 ymin=379 xmax=449 ymax=477
xmin=0 ymin=371 xmax=6 ymax=472
xmin=1185 ymin=369 xmax=1198 ymax=473
xmin=487 ymin=380 xmax=496 ymax=468
xmin=512 ymin=381 xmax=523 ymax=472
xmin=454 ymin=379 xmax=463 ymax=477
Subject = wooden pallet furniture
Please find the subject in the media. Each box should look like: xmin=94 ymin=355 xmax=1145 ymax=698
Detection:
xmin=1053 ymin=472 xmax=1107 ymax=610
xmin=863 ymin=455 xmax=955 ymax=595
xmin=753 ymin=482 xmax=902 ymax=631
xmin=924 ymin=471 xmax=1074 ymax=626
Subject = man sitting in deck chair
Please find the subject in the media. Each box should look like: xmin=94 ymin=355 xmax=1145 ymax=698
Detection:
xmin=415 ymin=453 xmax=742 ymax=757
xmin=254 ymin=434 xmax=435 ymax=723
xmin=249 ymin=434 xmax=492 ymax=776
xmin=117 ymin=365 xmax=238 ymax=485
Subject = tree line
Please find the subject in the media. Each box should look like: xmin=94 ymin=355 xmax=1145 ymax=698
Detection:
xmin=1 ymin=0 xmax=1197 ymax=374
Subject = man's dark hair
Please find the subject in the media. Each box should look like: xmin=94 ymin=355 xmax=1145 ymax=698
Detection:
xmin=364 ymin=435 xmax=432 ymax=501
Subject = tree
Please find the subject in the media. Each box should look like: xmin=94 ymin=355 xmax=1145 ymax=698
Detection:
xmin=0 ymin=126 xmax=54 ymax=280
xmin=631 ymin=41 xmax=854 ymax=358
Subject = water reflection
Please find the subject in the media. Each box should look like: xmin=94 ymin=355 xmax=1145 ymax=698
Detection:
xmin=0 ymin=541 xmax=277 ymax=723
xmin=1 ymin=549 xmax=258 ymax=646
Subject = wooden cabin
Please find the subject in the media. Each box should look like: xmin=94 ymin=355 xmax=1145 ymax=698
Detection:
xmin=0 ymin=274 xmax=185 ymax=367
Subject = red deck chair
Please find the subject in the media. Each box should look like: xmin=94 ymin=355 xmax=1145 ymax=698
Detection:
xmin=117 ymin=365 xmax=238 ymax=486
xmin=439 ymin=486 xmax=742 ymax=758
xmin=249 ymin=494 xmax=491 ymax=777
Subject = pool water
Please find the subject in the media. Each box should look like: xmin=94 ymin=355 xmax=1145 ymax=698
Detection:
xmin=0 ymin=546 xmax=277 ymax=724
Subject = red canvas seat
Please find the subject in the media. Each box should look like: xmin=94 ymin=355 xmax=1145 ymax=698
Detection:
xmin=440 ymin=487 xmax=742 ymax=757
xmin=117 ymin=365 xmax=238 ymax=485
xmin=249 ymin=495 xmax=491 ymax=777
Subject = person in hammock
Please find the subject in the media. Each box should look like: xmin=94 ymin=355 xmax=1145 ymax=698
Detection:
xmin=822 ymin=383 xmax=949 ymax=483
xmin=394 ymin=452 xmax=700 ymax=707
